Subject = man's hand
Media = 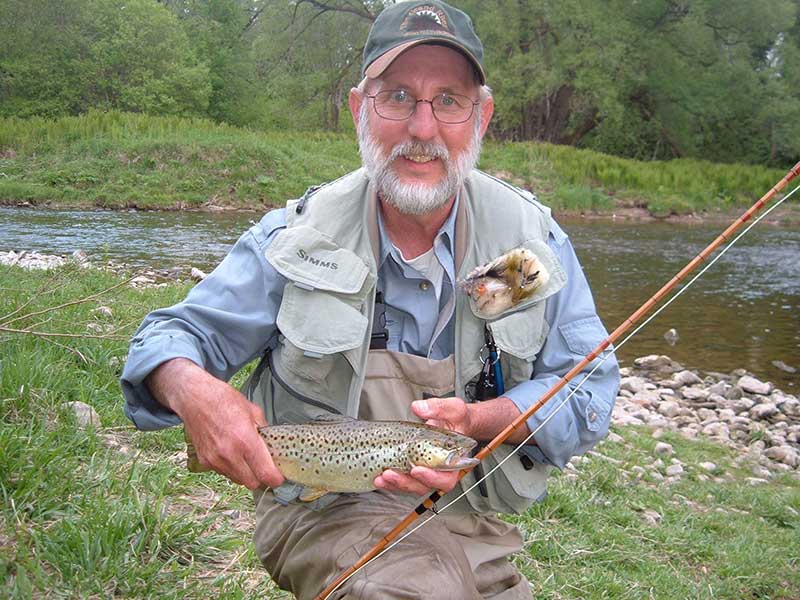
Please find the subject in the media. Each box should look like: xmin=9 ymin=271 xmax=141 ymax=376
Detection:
xmin=147 ymin=358 xmax=285 ymax=491
xmin=374 ymin=397 xmax=472 ymax=496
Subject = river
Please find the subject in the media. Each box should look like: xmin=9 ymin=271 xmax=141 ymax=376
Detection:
xmin=2 ymin=206 xmax=798 ymax=389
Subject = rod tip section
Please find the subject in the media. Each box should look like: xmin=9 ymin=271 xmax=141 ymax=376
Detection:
xmin=791 ymin=161 xmax=800 ymax=180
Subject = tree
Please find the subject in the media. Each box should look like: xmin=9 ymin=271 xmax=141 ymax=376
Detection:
xmin=0 ymin=0 xmax=210 ymax=117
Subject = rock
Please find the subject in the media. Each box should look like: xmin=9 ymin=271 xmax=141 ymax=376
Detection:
xmin=749 ymin=403 xmax=778 ymax=421
xmin=649 ymin=471 xmax=665 ymax=481
xmin=716 ymin=408 xmax=736 ymax=422
xmin=673 ymin=370 xmax=702 ymax=387
xmin=606 ymin=431 xmax=625 ymax=444
xmin=681 ymin=387 xmax=710 ymax=402
xmin=620 ymin=376 xmax=648 ymax=394
xmin=751 ymin=465 xmax=772 ymax=479
xmin=666 ymin=464 xmax=684 ymax=476
xmin=764 ymin=446 xmax=799 ymax=467
xmin=190 ymin=267 xmax=208 ymax=281
xmin=737 ymin=375 xmax=772 ymax=396
xmin=646 ymin=415 xmax=672 ymax=429
xmin=697 ymin=408 xmax=717 ymax=421
xmin=94 ymin=305 xmax=114 ymax=318
xmin=630 ymin=390 xmax=660 ymax=408
xmin=663 ymin=328 xmax=679 ymax=346
xmin=654 ymin=442 xmax=674 ymax=456
xmin=725 ymin=385 xmax=744 ymax=400
xmin=702 ymin=422 xmax=730 ymax=441
xmin=746 ymin=477 xmax=769 ymax=486
xmin=634 ymin=355 xmax=677 ymax=371
xmin=698 ymin=462 xmax=717 ymax=472
xmin=63 ymin=400 xmax=100 ymax=428
xmin=726 ymin=398 xmax=755 ymax=414
xmin=707 ymin=381 xmax=728 ymax=396
xmin=72 ymin=249 xmax=89 ymax=264
xmin=771 ymin=360 xmax=797 ymax=374
xmin=777 ymin=397 xmax=800 ymax=418
xmin=130 ymin=275 xmax=155 ymax=286
xmin=641 ymin=509 xmax=662 ymax=526
xmin=657 ymin=400 xmax=681 ymax=418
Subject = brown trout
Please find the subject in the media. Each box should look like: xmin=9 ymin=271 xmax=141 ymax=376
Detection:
xmin=259 ymin=417 xmax=479 ymax=501
xmin=459 ymin=247 xmax=550 ymax=317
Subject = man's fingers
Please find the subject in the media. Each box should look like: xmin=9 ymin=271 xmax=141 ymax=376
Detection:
xmin=374 ymin=470 xmax=430 ymax=496
xmin=412 ymin=397 xmax=467 ymax=420
xmin=249 ymin=402 xmax=268 ymax=427
xmin=244 ymin=432 xmax=284 ymax=489
xmin=409 ymin=466 xmax=460 ymax=493
xmin=375 ymin=468 xmax=460 ymax=496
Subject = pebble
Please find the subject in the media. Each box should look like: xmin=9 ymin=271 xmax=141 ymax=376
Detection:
xmin=666 ymin=464 xmax=684 ymax=476
xmin=94 ymin=305 xmax=114 ymax=318
xmin=63 ymin=400 xmax=100 ymax=428
xmin=771 ymin=360 xmax=797 ymax=374
xmin=634 ymin=355 xmax=676 ymax=371
xmin=641 ymin=509 xmax=662 ymax=525
xmin=190 ymin=267 xmax=208 ymax=281
xmin=654 ymin=442 xmax=674 ymax=456
xmin=746 ymin=477 xmax=769 ymax=486
xmin=738 ymin=375 xmax=773 ymax=396
xmin=657 ymin=400 xmax=681 ymax=418
xmin=698 ymin=462 xmax=717 ymax=472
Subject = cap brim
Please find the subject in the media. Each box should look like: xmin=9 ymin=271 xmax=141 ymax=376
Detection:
xmin=365 ymin=39 xmax=485 ymax=84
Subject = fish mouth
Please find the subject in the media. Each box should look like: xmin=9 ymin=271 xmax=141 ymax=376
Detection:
xmin=437 ymin=449 xmax=480 ymax=471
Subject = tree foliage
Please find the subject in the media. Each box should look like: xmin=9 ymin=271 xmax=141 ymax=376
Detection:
xmin=1 ymin=0 xmax=798 ymax=165
xmin=1 ymin=0 xmax=210 ymax=117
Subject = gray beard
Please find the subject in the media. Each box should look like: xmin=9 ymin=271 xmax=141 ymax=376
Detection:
xmin=357 ymin=103 xmax=482 ymax=215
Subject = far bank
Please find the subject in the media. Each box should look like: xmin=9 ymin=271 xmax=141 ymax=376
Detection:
xmin=1 ymin=111 xmax=794 ymax=222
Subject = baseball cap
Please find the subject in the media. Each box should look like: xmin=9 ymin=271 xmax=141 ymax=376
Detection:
xmin=362 ymin=1 xmax=486 ymax=84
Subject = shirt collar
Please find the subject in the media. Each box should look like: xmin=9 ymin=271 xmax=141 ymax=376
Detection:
xmin=377 ymin=193 xmax=459 ymax=268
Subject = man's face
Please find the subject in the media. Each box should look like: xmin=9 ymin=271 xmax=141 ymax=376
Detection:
xmin=350 ymin=44 xmax=493 ymax=215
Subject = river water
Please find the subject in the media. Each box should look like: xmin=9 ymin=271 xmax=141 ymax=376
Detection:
xmin=2 ymin=206 xmax=798 ymax=389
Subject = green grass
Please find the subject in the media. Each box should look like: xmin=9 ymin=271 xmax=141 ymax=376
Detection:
xmin=0 ymin=111 xmax=793 ymax=215
xmin=1 ymin=266 xmax=798 ymax=598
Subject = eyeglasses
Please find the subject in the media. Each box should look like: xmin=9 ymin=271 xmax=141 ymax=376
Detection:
xmin=366 ymin=90 xmax=479 ymax=124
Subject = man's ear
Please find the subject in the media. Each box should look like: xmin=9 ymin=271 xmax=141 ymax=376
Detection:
xmin=478 ymin=95 xmax=494 ymax=139
xmin=348 ymin=88 xmax=364 ymax=131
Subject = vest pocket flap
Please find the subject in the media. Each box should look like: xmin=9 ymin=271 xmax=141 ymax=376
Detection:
xmin=490 ymin=307 xmax=549 ymax=361
xmin=492 ymin=444 xmax=552 ymax=501
xmin=266 ymin=226 xmax=369 ymax=294
xmin=277 ymin=283 xmax=368 ymax=354
xmin=465 ymin=239 xmax=566 ymax=320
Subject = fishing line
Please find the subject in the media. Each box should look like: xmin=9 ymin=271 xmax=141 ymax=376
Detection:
xmin=320 ymin=182 xmax=800 ymax=600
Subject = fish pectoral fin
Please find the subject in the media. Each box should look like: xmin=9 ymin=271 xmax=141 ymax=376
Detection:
xmin=299 ymin=487 xmax=330 ymax=502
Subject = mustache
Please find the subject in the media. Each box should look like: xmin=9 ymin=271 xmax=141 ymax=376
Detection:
xmin=388 ymin=140 xmax=449 ymax=163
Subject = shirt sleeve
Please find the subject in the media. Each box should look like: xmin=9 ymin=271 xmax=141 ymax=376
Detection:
xmin=503 ymin=220 xmax=620 ymax=469
xmin=120 ymin=209 xmax=288 ymax=431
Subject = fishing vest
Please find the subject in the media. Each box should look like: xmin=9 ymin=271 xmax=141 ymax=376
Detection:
xmin=244 ymin=168 xmax=567 ymax=514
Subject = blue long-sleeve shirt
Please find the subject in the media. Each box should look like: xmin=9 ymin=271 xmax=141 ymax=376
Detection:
xmin=121 ymin=203 xmax=619 ymax=469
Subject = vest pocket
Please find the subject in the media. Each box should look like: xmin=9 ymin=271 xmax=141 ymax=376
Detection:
xmin=490 ymin=304 xmax=549 ymax=368
xmin=273 ymin=281 xmax=369 ymax=405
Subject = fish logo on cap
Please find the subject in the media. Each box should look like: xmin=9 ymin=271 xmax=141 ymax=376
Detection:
xmin=400 ymin=4 xmax=454 ymax=37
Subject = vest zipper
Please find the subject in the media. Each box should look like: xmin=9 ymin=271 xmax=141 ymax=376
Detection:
xmin=267 ymin=350 xmax=342 ymax=416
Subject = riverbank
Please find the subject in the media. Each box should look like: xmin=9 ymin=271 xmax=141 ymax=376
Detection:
xmin=1 ymin=111 xmax=794 ymax=220
xmin=1 ymin=261 xmax=798 ymax=598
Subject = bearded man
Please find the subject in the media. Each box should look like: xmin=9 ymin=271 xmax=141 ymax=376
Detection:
xmin=121 ymin=2 xmax=619 ymax=598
